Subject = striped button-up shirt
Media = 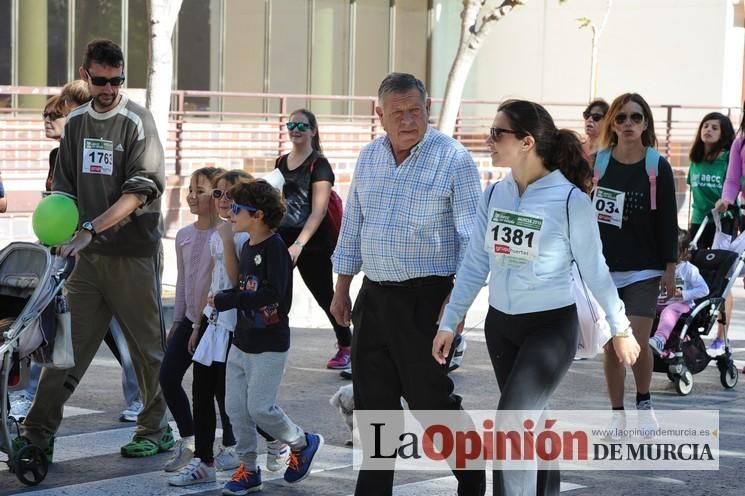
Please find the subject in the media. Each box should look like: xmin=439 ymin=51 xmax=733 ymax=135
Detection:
xmin=332 ymin=127 xmax=481 ymax=282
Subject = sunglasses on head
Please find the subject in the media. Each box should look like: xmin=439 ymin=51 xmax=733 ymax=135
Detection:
xmin=614 ymin=112 xmax=645 ymax=125
xmin=212 ymin=189 xmax=232 ymax=200
xmin=286 ymin=122 xmax=310 ymax=132
xmin=86 ymin=69 xmax=126 ymax=87
xmin=42 ymin=111 xmax=63 ymax=120
xmin=231 ymin=203 xmax=258 ymax=215
xmin=583 ymin=111 xmax=605 ymax=122
xmin=489 ymin=127 xmax=519 ymax=141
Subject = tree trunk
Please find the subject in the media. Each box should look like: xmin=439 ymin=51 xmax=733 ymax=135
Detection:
xmin=438 ymin=47 xmax=477 ymax=137
xmin=146 ymin=0 xmax=183 ymax=151
xmin=590 ymin=30 xmax=598 ymax=100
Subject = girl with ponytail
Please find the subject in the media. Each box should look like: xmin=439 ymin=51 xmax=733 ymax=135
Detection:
xmin=434 ymin=99 xmax=639 ymax=495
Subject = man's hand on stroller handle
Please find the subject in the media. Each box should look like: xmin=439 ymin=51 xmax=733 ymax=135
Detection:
xmin=58 ymin=229 xmax=93 ymax=257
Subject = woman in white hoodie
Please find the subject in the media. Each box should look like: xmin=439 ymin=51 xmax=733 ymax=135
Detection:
xmin=433 ymin=100 xmax=640 ymax=496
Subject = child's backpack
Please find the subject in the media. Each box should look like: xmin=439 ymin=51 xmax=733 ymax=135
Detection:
xmin=592 ymin=147 xmax=662 ymax=210
xmin=309 ymin=158 xmax=343 ymax=247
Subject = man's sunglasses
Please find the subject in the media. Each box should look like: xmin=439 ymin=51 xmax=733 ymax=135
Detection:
xmin=42 ymin=111 xmax=63 ymax=120
xmin=286 ymin=122 xmax=310 ymax=132
xmin=212 ymin=189 xmax=232 ymax=200
xmin=583 ymin=111 xmax=605 ymax=122
xmin=489 ymin=127 xmax=519 ymax=141
xmin=86 ymin=70 xmax=126 ymax=87
xmin=614 ymin=112 xmax=645 ymax=125
xmin=230 ymin=203 xmax=258 ymax=215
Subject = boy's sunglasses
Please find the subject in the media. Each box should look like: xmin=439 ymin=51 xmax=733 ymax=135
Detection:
xmin=231 ymin=203 xmax=258 ymax=215
xmin=583 ymin=111 xmax=605 ymax=122
xmin=614 ymin=112 xmax=644 ymax=125
xmin=86 ymin=70 xmax=126 ymax=87
xmin=489 ymin=127 xmax=518 ymax=141
xmin=286 ymin=122 xmax=310 ymax=132
xmin=212 ymin=189 xmax=232 ymax=200
xmin=42 ymin=111 xmax=64 ymax=120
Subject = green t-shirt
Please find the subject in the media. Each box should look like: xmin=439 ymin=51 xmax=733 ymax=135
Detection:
xmin=687 ymin=151 xmax=730 ymax=224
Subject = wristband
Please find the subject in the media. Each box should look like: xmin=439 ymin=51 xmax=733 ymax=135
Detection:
xmin=294 ymin=240 xmax=305 ymax=248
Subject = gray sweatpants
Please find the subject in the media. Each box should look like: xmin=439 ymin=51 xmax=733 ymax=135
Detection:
xmin=225 ymin=346 xmax=305 ymax=471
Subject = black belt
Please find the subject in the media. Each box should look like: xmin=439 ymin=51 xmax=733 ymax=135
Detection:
xmin=365 ymin=275 xmax=454 ymax=288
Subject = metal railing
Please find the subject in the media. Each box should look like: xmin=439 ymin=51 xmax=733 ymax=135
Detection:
xmin=1 ymin=85 xmax=742 ymax=178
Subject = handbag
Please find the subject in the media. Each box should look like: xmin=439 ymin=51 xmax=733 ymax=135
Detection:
xmin=566 ymin=188 xmax=612 ymax=358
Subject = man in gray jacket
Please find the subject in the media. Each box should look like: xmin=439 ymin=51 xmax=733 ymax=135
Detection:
xmin=17 ymin=39 xmax=172 ymax=460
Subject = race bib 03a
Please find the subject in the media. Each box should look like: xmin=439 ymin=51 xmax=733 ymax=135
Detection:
xmin=593 ymin=187 xmax=625 ymax=228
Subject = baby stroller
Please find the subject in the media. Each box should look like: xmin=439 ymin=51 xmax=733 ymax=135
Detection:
xmin=651 ymin=211 xmax=742 ymax=396
xmin=0 ymin=242 xmax=74 ymax=486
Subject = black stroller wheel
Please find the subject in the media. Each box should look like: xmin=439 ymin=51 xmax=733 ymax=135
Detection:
xmin=675 ymin=369 xmax=694 ymax=396
xmin=720 ymin=363 xmax=739 ymax=389
xmin=13 ymin=444 xmax=48 ymax=486
xmin=666 ymin=371 xmax=675 ymax=382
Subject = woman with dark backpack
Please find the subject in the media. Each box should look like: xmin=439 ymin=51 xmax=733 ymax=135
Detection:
xmin=276 ymin=109 xmax=352 ymax=370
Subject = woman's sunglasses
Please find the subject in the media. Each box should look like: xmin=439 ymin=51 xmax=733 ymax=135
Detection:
xmin=230 ymin=203 xmax=258 ymax=215
xmin=212 ymin=189 xmax=232 ymax=200
xmin=86 ymin=70 xmax=126 ymax=87
xmin=614 ymin=112 xmax=645 ymax=125
xmin=286 ymin=122 xmax=310 ymax=132
xmin=583 ymin=111 xmax=605 ymax=122
xmin=42 ymin=111 xmax=64 ymax=120
xmin=489 ymin=127 xmax=518 ymax=141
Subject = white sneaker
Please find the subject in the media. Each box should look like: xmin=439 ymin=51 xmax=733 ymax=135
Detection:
xmin=214 ymin=444 xmax=240 ymax=471
xmin=636 ymin=399 xmax=659 ymax=437
xmin=649 ymin=336 xmax=665 ymax=355
xmin=164 ymin=438 xmax=195 ymax=472
xmin=604 ymin=410 xmax=627 ymax=442
xmin=167 ymin=457 xmax=216 ymax=486
xmin=265 ymin=440 xmax=289 ymax=472
xmin=9 ymin=397 xmax=32 ymax=422
xmin=119 ymin=399 xmax=143 ymax=422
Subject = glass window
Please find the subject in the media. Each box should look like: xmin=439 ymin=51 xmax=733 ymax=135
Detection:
xmin=47 ymin=0 xmax=69 ymax=87
xmin=74 ymin=0 xmax=122 ymax=67
xmin=352 ymin=0 xmax=389 ymax=114
xmin=127 ymin=0 xmax=149 ymax=89
xmin=268 ymin=0 xmax=309 ymax=114
xmin=177 ymin=0 xmax=217 ymax=111
xmin=0 ymin=0 xmax=11 ymax=108
xmin=223 ymin=0 xmax=266 ymax=114
xmin=394 ymin=0 xmax=428 ymax=83
xmin=310 ymin=0 xmax=349 ymax=115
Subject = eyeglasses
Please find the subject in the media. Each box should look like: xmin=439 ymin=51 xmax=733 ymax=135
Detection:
xmin=489 ymin=127 xmax=519 ymax=141
xmin=286 ymin=122 xmax=310 ymax=132
xmin=42 ymin=111 xmax=63 ymax=120
xmin=86 ymin=70 xmax=126 ymax=87
xmin=583 ymin=111 xmax=605 ymax=122
xmin=614 ymin=112 xmax=645 ymax=125
xmin=230 ymin=202 xmax=258 ymax=215
xmin=212 ymin=189 xmax=231 ymax=200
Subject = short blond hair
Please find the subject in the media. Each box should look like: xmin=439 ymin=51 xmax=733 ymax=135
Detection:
xmin=61 ymin=79 xmax=91 ymax=109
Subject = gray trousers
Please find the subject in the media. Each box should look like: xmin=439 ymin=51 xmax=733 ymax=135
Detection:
xmin=225 ymin=346 xmax=304 ymax=471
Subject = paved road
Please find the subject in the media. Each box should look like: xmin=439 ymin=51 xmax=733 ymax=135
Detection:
xmin=2 ymin=272 xmax=745 ymax=495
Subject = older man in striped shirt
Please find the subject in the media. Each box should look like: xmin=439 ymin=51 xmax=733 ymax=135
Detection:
xmin=331 ymin=72 xmax=485 ymax=496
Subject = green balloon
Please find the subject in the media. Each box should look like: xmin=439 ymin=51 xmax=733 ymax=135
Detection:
xmin=32 ymin=195 xmax=80 ymax=246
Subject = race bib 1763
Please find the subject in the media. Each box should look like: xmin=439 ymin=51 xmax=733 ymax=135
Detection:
xmin=82 ymin=138 xmax=114 ymax=175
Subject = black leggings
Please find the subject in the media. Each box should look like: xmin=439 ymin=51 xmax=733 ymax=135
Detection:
xmin=193 ymin=353 xmax=235 ymax=463
xmin=280 ymin=226 xmax=352 ymax=347
xmin=160 ymin=318 xmax=195 ymax=438
xmin=484 ymin=305 xmax=578 ymax=496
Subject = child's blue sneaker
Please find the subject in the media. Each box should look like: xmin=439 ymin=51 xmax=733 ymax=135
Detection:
xmin=284 ymin=432 xmax=324 ymax=483
xmin=649 ymin=335 xmax=665 ymax=355
xmin=222 ymin=464 xmax=262 ymax=495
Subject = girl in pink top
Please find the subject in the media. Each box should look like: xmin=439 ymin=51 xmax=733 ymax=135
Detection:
xmin=160 ymin=167 xmax=223 ymax=474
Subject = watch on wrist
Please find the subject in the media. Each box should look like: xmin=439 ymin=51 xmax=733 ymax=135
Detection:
xmin=81 ymin=221 xmax=97 ymax=238
xmin=293 ymin=240 xmax=305 ymax=248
